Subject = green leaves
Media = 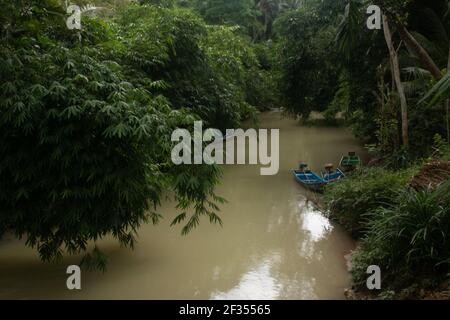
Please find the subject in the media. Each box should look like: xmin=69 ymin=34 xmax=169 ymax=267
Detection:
xmin=352 ymin=181 xmax=450 ymax=292
xmin=80 ymin=246 xmax=108 ymax=272
xmin=30 ymin=84 xmax=48 ymax=97
xmin=170 ymin=164 xmax=225 ymax=236
xmin=420 ymin=71 xmax=450 ymax=106
xmin=324 ymin=167 xmax=416 ymax=237
xmin=335 ymin=0 xmax=364 ymax=60
xmin=104 ymin=121 xmax=130 ymax=139
xmin=116 ymin=4 xmax=263 ymax=131
xmin=275 ymin=3 xmax=344 ymax=117
xmin=0 ymin=2 xmax=226 ymax=268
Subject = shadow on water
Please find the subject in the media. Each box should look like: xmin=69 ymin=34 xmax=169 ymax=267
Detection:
xmin=0 ymin=112 xmax=367 ymax=300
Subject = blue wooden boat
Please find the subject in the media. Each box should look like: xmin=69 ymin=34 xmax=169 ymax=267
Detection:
xmin=322 ymin=168 xmax=345 ymax=183
xmin=292 ymin=169 xmax=326 ymax=191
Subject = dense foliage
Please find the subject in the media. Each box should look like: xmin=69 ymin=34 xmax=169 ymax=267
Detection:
xmin=0 ymin=0 xmax=275 ymax=267
xmin=2 ymin=0 xmax=450 ymax=299
xmin=352 ymin=182 xmax=450 ymax=297
xmin=202 ymin=26 xmax=278 ymax=115
xmin=295 ymin=0 xmax=450 ymax=298
xmin=115 ymin=5 xmax=244 ymax=130
xmin=272 ymin=0 xmax=449 ymax=162
xmin=273 ymin=0 xmax=346 ymax=118
xmin=325 ymin=157 xmax=450 ymax=298
xmin=324 ymin=167 xmax=416 ymax=237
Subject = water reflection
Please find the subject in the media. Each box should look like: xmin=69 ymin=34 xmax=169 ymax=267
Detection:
xmin=211 ymin=253 xmax=282 ymax=300
xmin=210 ymin=199 xmax=335 ymax=300
xmin=0 ymin=112 xmax=362 ymax=299
xmin=299 ymin=201 xmax=333 ymax=242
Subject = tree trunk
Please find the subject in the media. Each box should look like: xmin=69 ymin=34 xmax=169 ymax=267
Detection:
xmin=383 ymin=15 xmax=409 ymax=147
xmin=395 ymin=22 xmax=443 ymax=80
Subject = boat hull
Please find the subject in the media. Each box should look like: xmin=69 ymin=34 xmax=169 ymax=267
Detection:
xmin=322 ymin=168 xmax=345 ymax=183
xmin=292 ymin=170 xmax=326 ymax=192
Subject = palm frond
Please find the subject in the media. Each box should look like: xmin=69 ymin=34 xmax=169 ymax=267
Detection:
xmin=335 ymin=0 xmax=364 ymax=59
xmin=403 ymin=78 xmax=428 ymax=97
xmin=420 ymin=71 xmax=450 ymax=106
xmin=403 ymin=66 xmax=432 ymax=80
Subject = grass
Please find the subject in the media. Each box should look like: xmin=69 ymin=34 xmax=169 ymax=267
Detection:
xmin=351 ymin=182 xmax=450 ymax=297
xmin=324 ymin=167 xmax=417 ymax=237
xmin=324 ymin=158 xmax=450 ymax=299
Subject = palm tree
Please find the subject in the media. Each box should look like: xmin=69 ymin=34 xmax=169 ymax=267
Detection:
xmin=256 ymin=0 xmax=304 ymax=39
xmin=382 ymin=14 xmax=409 ymax=147
xmin=336 ymin=0 xmax=410 ymax=146
xmin=412 ymin=0 xmax=450 ymax=143
xmin=257 ymin=0 xmax=280 ymax=39
xmin=380 ymin=0 xmax=450 ymax=144
xmin=337 ymin=0 xmax=450 ymax=147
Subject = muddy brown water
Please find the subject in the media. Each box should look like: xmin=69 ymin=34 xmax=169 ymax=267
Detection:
xmin=0 ymin=111 xmax=367 ymax=300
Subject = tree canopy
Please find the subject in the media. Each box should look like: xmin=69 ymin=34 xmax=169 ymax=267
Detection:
xmin=1 ymin=0 xmax=450 ymax=273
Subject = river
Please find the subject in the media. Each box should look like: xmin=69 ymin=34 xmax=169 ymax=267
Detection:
xmin=0 ymin=111 xmax=367 ymax=300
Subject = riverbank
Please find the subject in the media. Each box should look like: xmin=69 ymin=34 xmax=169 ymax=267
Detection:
xmin=324 ymin=154 xmax=450 ymax=300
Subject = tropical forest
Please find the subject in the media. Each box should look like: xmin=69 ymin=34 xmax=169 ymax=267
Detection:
xmin=1 ymin=0 xmax=450 ymax=300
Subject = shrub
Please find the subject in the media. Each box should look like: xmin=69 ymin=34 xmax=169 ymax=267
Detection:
xmin=115 ymin=4 xmax=255 ymax=130
xmin=351 ymin=182 xmax=450 ymax=293
xmin=0 ymin=2 xmax=224 ymax=268
xmin=324 ymin=167 xmax=416 ymax=237
xmin=273 ymin=7 xmax=342 ymax=118
xmin=202 ymin=26 xmax=277 ymax=115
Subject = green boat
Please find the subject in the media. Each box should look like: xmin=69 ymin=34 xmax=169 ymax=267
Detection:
xmin=339 ymin=152 xmax=361 ymax=172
